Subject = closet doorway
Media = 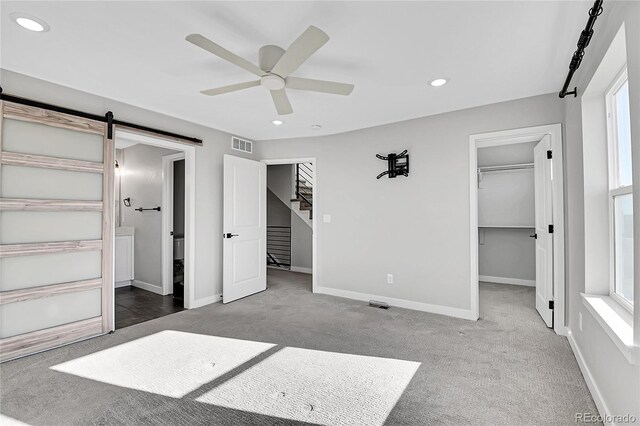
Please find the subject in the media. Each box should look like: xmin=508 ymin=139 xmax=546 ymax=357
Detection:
xmin=469 ymin=124 xmax=565 ymax=334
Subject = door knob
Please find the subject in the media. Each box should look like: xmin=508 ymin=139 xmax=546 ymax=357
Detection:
xmin=170 ymin=231 xmax=174 ymax=236
xmin=224 ymin=233 xmax=239 ymax=238
xmin=530 ymin=234 xmax=537 ymax=239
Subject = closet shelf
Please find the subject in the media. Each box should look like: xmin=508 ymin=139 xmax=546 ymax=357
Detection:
xmin=478 ymin=163 xmax=534 ymax=173
xmin=479 ymin=225 xmax=535 ymax=229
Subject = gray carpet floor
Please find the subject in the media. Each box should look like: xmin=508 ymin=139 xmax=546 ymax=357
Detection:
xmin=0 ymin=271 xmax=598 ymax=425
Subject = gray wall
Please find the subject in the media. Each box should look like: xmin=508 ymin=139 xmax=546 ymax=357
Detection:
xmin=173 ymin=159 xmax=185 ymax=238
xmin=562 ymin=1 xmax=640 ymax=418
xmin=257 ymin=93 xmax=563 ymax=312
xmin=0 ymin=69 xmax=255 ymax=305
xmin=267 ymin=165 xmax=294 ymax=204
xmin=120 ymin=144 xmax=178 ymax=288
xmin=291 ymin=213 xmax=312 ymax=270
xmin=478 ymin=228 xmax=534 ymax=281
xmin=267 ymin=189 xmax=291 ymax=227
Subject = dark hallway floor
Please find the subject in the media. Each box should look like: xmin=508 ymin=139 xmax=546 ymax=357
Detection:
xmin=115 ymin=286 xmax=184 ymax=329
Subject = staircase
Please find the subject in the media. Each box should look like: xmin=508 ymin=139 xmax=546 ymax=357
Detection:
xmin=266 ymin=162 xmax=313 ymax=270
xmin=290 ymin=163 xmax=313 ymax=220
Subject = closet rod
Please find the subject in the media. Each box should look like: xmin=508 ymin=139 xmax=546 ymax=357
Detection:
xmin=478 ymin=163 xmax=534 ymax=173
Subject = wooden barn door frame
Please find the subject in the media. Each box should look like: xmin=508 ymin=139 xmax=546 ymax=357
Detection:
xmin=0 ymin=101 xmax=114 ymax=362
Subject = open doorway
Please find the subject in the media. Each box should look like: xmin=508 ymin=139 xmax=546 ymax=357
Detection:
xmin=264 ymin=159 xmax=315 ymax=292
xmin=469 ymin=124 xmax=565 ymax=334
xmin=113 ymin=129 xmax=195 ymax=329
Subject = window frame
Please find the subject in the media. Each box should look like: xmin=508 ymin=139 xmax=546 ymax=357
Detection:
xmin=606 ymin=66 xmax=634 ymax=312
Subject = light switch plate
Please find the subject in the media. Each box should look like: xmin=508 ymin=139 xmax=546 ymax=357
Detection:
xmin=323 ymin=214 xmax=332 ymax=223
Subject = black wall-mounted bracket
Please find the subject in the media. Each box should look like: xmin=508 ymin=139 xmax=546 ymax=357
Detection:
xmin=106 ymin=111 xmax=114 ymax=139
xmin=376 ymin=150 xmax=409 ymax=179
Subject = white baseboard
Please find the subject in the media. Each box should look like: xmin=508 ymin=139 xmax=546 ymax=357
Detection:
xmin=290 ymin=266 xmax=312 ymax=274
xmin=115 ymin=280 xmax=132 ymax=288
xmin=190 ymin=293 xmax=222 ymax=309
xmin=132 ymin=280 xmax=163 ymax=295
xmin=315 ymin=286 xmax=476 ymax=320
xmin=567 ymin=329 xmax=610 ymax=423
xmin=479 ymin=275 xmax=535 ymax=287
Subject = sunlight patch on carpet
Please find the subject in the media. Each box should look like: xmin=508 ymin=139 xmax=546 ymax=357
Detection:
xmin=50 ymin=330 xmax=275 ymax=398
xmin=197 ymin=347 xmax=421 ymax=425
xmin=0 ymin=414 xmax=32 ymax=425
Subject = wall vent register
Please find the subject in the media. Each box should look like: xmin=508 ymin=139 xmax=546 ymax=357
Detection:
xmin=231 ymin=136 xmax=253 ymax=154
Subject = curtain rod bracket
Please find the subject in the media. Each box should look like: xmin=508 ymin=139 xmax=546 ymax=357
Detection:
xmin=559 ymin=87 xmax=577 ymax=99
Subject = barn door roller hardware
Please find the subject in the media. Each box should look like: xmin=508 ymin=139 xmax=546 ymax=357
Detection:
xmin=0 ymin=86 xmax=203 ymax=145
xmin=376 ymin=150 xmax=409 ymax=179
xmin=559 ymin=0 xmax=604 ymax=98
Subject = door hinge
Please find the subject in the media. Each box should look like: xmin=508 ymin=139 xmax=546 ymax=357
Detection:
xmin=549 ymin=300 xmax=554 ymax=310
xmin=547 ymin=150 xmax=552 ymax=159
xmin=548 ymin=224 xmax=554 ymax=233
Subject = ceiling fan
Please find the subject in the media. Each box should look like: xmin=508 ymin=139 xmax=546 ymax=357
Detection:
xmin=186 ymin=26 xmax=354 ymax=115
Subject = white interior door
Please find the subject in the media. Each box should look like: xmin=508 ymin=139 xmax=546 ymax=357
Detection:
xmin=223 ymin=155 xmax=266 ymax=303
xmin=534 ymin=135 xmax=554 ymax=327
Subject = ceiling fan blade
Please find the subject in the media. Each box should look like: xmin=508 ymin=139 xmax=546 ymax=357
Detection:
xmin=270 ymin=26 xmax=329 ymax=78
xmin=200 ymin=80 xmax=261 ymax=96
xmin=186 ymin=34 xmax=264 ymax=77
xmin=270 ymin=89 xmax=293 ymax=115
xmin=286 ymin=77 xmax=354 ymax=96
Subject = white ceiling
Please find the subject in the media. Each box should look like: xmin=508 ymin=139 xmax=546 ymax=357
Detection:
xmin=1 ymin=1 xmax=588 ymax=141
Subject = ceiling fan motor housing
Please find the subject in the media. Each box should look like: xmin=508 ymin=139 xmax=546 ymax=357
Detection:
xmin=259 ymin=45 xmax=286 ymax=73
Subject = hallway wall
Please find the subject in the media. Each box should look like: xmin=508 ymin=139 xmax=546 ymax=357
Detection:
xmin=120 ymin=144 xmax=179 ymax=290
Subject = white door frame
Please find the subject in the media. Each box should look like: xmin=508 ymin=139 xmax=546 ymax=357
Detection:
xmin=469 ymin=123 xmax=566 ymax=335
xmin=114 ymin=128 xmax=196 ymax=310
xmin=261 ymin=157 xmax=317 ymax=293
xmin=162 ymin=152 xmax=186 ymax=296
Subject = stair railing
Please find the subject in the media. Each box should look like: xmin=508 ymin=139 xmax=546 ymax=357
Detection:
xmin=267 ymin=226 xmax=291 ymax=269
xmin=296 ymin=163 xmax=313 ymax=206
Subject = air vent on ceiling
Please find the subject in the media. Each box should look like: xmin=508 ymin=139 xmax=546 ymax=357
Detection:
xmin=231 ymin=136 xmax=253 ymax=154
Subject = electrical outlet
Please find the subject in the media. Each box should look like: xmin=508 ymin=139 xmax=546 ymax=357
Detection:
xmin=387 ymin=273 xmax=394 ymax=284
xmin=579 ymin=312 xmax=583 ymax=331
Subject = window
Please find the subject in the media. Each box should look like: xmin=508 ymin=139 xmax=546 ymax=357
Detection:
xmin=606 ymin=68 xmax=634 ymax=310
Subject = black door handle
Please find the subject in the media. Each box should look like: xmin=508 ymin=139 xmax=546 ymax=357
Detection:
xmin=224 ymin=233 xmax=239 ymax=238
xmin=170 ymin=231 xmax=174 ymax=236
xmin=530 ymin=234 xmax=537 ymax=239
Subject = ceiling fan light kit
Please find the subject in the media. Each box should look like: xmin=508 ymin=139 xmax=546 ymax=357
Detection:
xmin=186 ymin=26 xmax=354 ymax=115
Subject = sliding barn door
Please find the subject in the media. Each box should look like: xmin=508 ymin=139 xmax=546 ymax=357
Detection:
xmin=0 ymin=101 xmax=114 ymax=362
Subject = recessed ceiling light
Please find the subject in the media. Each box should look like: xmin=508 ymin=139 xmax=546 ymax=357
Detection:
xmin=430 ymin=78 xmax=448 ymax=87
xmin=11 ymin=13 xmax=49 ymax=32
xmin=310 ymin=124 xmax=322 ymax=130
xmin=272 ymin=120 xmax=284 ymax=126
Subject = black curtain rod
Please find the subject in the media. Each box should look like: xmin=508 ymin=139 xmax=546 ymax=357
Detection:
xmin=559 ymin=0 xmax=604 ymax=98
xmin=0 ymin=87 xmax=203 ymax=145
